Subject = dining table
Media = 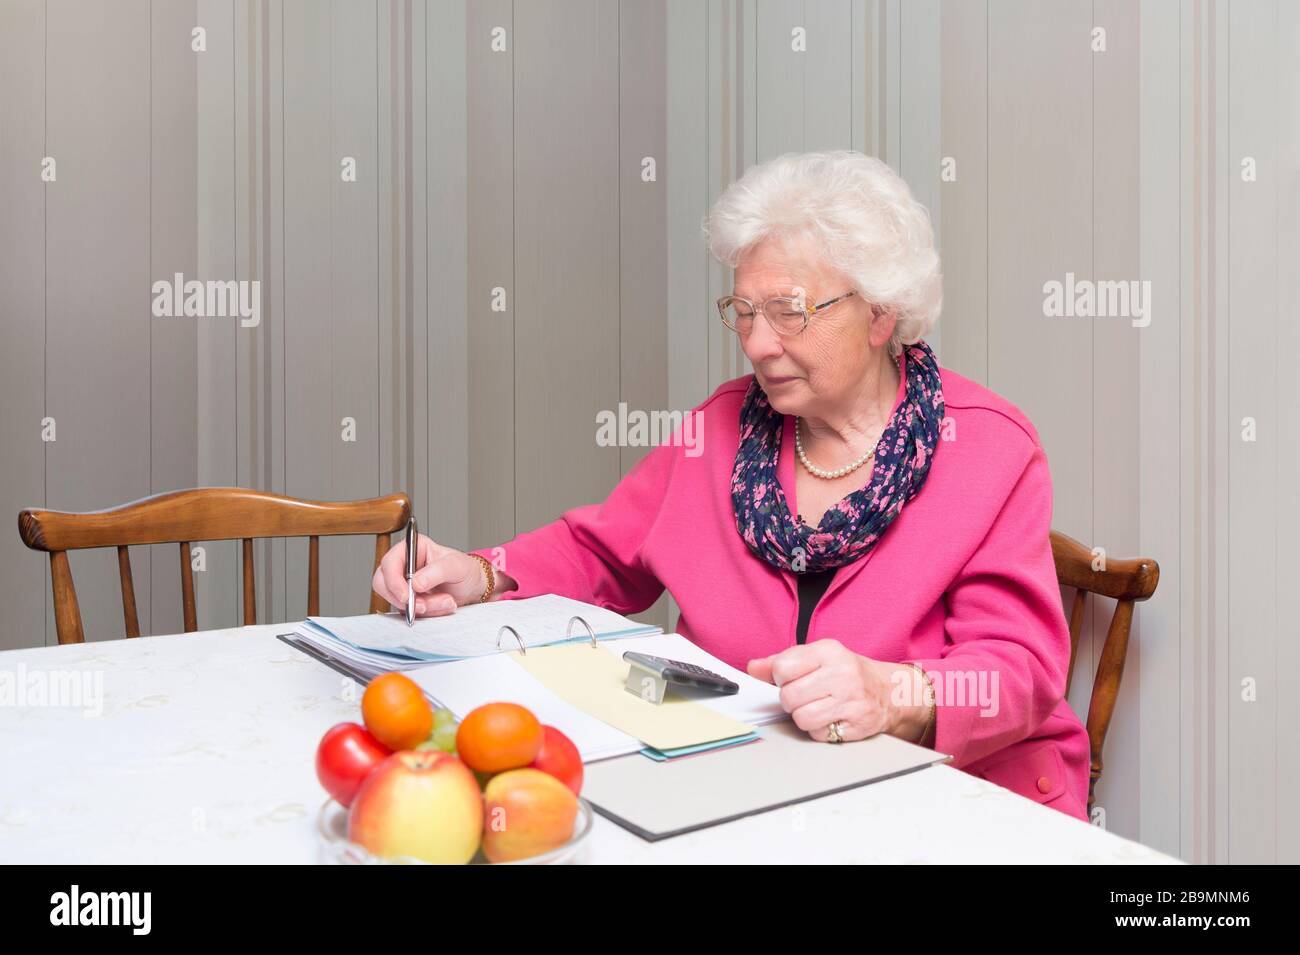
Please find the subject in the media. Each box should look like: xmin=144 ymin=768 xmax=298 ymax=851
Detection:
xmin=0 ymin=623 xmax=1183 ymax=864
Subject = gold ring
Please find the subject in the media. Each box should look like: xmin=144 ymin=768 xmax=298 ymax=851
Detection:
xmin=825 ymin=721 xmax=844 ymax=744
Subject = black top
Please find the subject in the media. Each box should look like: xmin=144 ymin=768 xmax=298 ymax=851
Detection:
xmin=795 ymin=569 xmax=836 ymax=644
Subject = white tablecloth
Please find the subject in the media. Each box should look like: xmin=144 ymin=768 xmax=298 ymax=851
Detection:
xmin=0 ymin=624 xmax=1182 ymax=864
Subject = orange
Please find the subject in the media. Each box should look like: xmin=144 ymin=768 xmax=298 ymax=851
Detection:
xmin=455 ymin=703 xmax=543 ymax=774
xmin=361 ymin=673 xmax=434 ymax=751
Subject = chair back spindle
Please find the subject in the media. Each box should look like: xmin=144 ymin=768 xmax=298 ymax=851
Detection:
xmin=116 ymin=545 xmax=141 ymax=638
xmin=241 ymin=538 xmax=256 ymax=627
xmin=308 ymin=536 xmax=321 ymax=617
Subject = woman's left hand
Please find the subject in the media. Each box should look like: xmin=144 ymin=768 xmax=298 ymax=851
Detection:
xmin=747 ymin=639 xmax=930 ymax=744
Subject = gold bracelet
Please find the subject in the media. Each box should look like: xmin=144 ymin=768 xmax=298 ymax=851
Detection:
xmin=901 ymin=662 xmax=936 ymax=745
xmin=468 ymin=554 xmax=495 ymax=603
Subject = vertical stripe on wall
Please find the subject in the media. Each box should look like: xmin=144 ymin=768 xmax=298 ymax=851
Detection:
xmin=195 ymin=0 xmax=239 ymax=631
xmin=0 ymin=0 xmax=48 ymax=650
xmin=45 ymin=0 xmax=153 ymax=643
xmin=1272 ymin=0 xmax=1300 ymax=868
xmin=150 ymin=0 xmax=201 ymax=637
xmin=466 ymin=0 xmax=514 ymax=551
xmin=425 ymin=0 xmax=469 ymax=550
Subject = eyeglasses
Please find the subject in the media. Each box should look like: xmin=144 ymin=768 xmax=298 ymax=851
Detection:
xmin=717 ymin=289 xmax=858 ymax=337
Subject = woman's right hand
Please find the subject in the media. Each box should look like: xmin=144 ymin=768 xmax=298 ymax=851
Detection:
xmin=372 ymin=533 xmax=490 ymax=618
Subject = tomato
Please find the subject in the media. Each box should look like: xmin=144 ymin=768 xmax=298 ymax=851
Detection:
xmin=455 ymin=702 xmax=543 ymax=774
xmin=315 ymin=722 xmax=392 ymax=808
xmin=362 ymin=672 xmax=435 ymax=751
xmin=528 ymin=725 xmax=584 ymax=796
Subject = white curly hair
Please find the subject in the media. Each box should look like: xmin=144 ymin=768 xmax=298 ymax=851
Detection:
xmin=701 ymin=150 xmax=942 ymax=356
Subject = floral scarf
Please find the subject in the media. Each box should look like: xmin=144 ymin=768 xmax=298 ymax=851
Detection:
xmin=730 ymin=340 xmax=944 ymax=573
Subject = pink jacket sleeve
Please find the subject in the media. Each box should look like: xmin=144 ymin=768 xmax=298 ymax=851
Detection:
xmin=469 ymin=440 xmax=678 ymax=616
xmin=907 ymin=444 xmax=1071 ymax=768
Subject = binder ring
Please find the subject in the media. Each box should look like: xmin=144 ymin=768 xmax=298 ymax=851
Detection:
xmin=566 ymin=615 xmax=598 ymax=649
xmin=496 ymin=624 xmax=526 ymax=655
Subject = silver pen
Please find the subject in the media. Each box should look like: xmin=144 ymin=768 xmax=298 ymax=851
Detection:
xmin=405 ymin=517 xmax=418 ymax=627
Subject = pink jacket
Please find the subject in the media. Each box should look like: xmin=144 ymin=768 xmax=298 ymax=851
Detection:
xmin=475 ymin=366 xmax=1091 ymax=822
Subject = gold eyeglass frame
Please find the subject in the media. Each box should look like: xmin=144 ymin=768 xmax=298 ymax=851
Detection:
xmin=717 ymin=289 xmax=859 ymax=336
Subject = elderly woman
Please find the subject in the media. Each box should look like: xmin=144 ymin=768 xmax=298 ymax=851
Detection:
xmin=374 ymin=150 xmax=1089 ymax=822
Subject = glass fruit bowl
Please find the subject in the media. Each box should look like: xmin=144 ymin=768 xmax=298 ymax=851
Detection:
xmin=315 ymin=797 xmax=595 ymax=865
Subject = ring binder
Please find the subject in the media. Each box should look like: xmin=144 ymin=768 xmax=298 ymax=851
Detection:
xmin=566 ymin=615 xmax=598 ymax=648
xmin=496 ymin=624 xmax=527 ymax=655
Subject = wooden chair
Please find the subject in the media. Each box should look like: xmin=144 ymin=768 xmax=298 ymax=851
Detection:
xmin=1050 ymin=529 xmax=1160 ymax=813
xmin=18 ymin=488 xmax=411 ymax=644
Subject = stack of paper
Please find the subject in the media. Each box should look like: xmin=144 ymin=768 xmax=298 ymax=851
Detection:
xmin=409 ymin=633 xmax=787 ymax=763
xmin=281 ymin=595 xmax=788 ymax=763
xmin=289 ymin=594 xmax=660 ymax=678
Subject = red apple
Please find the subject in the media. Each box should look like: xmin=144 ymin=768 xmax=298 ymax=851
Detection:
xmin=348 ymin=750 xmax=483 ymax=864
xmin=482 ymin=768 xmax=579 ymax=863
xmin=528 ymin=725 xmax=584 ymax=796
xmin=315 ymin=722 xmax=391 ymax=808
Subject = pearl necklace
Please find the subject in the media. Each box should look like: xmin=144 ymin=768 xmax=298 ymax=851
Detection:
xmin=795 ymin=417 xmax=876 ymax=480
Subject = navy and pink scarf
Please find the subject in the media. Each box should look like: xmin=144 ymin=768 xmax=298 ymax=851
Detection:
xmin=731 ymin=340 xmax=944 ymax=573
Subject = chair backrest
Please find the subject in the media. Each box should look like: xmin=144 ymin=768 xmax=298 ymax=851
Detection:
xmin=1050 ymin=529 xmax=1160 ymax=812
xmin=18 ymin=487 xmax=411 ymax=644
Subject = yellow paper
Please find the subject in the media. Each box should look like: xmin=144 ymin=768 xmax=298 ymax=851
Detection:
xmin=509 ymin=644 xmax=755 ymax=751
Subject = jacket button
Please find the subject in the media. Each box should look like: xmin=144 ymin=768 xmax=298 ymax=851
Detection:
xmin=1037 ymin=776 xmax=1052 ymax=794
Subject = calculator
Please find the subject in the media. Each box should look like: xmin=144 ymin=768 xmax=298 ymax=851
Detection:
xmin=621 ymin=651 xmax=739 ymax=696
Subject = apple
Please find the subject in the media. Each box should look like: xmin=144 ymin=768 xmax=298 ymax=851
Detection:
xmin=481 ymin=768 xmax=579 ymax=863
xmin=315 ymin=722 xmax=391 ymax=808
xmin=348 ymin=750 xmax=483 ymax=864
xmin=529 ymin=725 xmax=584 ymax=796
